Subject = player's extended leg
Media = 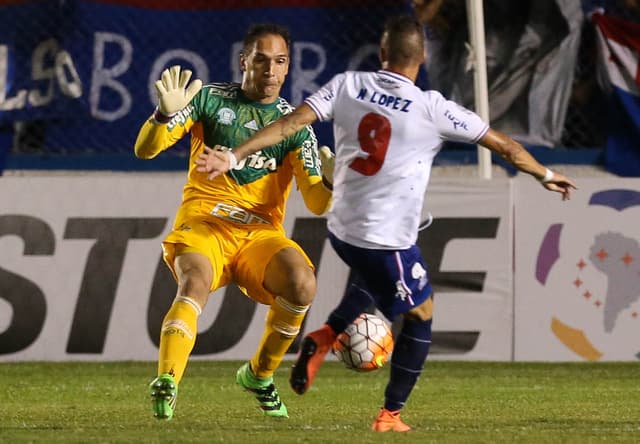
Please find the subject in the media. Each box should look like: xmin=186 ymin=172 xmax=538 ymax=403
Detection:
xmin=290 ymin=232 xmax=388 ymax=395
xmin=237 ymin=246 xmax=315 ymax=418
xmin=290 ymin=278 xmax=376 ymax=395
xmin=150 ymin=251 xmax=212 ymax=420
xmin=372 ymin=296 xmax=433 ymax=432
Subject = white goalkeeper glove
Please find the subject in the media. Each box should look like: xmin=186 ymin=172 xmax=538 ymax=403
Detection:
xmin=154 ymin=65 xmax=203 ymax=117
xmin=319 ymin=145 xmax=335 ymax=186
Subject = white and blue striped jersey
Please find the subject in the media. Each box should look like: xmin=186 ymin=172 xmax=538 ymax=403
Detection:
xmin=305 ymin=70 xmax=489 ymax=249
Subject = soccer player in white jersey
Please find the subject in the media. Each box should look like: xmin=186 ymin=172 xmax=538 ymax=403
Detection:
xmin=196 ymin=15 xmax=577 ymax=432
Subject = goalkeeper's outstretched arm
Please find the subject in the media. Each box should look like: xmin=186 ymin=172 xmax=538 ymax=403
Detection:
xmin=134 ymin=65 xmax=202 ymax=159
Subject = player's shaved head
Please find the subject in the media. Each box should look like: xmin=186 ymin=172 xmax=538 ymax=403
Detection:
xmin=380 ymin=15 xmax=425 ymax=67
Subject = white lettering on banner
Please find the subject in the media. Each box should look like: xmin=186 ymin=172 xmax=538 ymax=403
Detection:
xmin=347 ymin=43 xmax=378 ymax=70
xmin=0 ymin=36 xmax=377 ymax=118
xmin=90 ymin=31 xmax=133 ymax=121
xmin=0 ymin=40 xmax=82 ymax=110
xmin=230 ymin=41 xmax=243 ymax=83
xmin=55 ymin=49 xmax=83 ymax=99
xmin=148 ymin=49 xmax=209 ymax=106
xmin=0 ymin=45 xmax=28 ymax=110
xmin=28 ymin=39 xmax=58 ymax=107
xmin=0 ymin=40 xmax=83 ymax=111
xmin=291 ymin=42 xmax=325 ymax=105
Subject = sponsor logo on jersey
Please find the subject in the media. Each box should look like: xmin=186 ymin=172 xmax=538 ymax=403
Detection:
xmin=236 ymin=151 xmax=278 ymax=172
xmin=206 ymin=82 xmax=240 ymax=99
xmin=444 ymin=109 xmax=469 ymax=131
xmin=300 ymin=139 xmax=318 ymax=170
xmin=276 ymin=97 xmax=294 ymax=115
xmin=243 ymin=120 xmax=259 ymax=131
xmin=167 ymin=105 xmax=195 ymax=131
xmin=216 ymin=107 xmax=236 ymax=125
xmin=322 ymin=91 xmax=334 ymax=101
xmin=375 ymin=76 xmax=400 ymax=89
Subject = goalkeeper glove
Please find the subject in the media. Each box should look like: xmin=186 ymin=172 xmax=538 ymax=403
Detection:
xmin=319 ymin=145 xmax=335 ymax=187
xmin=154 ymin=65 xmax=202 ymax=118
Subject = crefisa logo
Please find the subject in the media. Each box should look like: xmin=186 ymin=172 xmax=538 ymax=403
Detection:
xmin=535 ymin=189 xmax=640 ymax=361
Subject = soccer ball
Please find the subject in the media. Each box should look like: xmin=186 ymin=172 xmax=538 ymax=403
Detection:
xmin=332 ymin=313 xmax=394 ymax=372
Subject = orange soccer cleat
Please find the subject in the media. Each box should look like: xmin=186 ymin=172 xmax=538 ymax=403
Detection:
xmin=371 ymin=408 xmax=412 ymax=432
xmin=289 ymin=324 xmax=337 ymax=395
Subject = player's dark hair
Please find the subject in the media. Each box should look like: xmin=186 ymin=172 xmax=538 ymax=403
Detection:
xmin=243 ymin=23 xmax=291 ymax=52
xmin=382 ymin=14 xmax=425 ymax=66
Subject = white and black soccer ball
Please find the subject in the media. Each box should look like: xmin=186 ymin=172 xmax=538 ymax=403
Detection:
xmin=332 ymin=313 xmax=394 ymax=372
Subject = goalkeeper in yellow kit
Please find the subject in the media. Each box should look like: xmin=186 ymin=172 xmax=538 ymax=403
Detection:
xmin=134 ymin=23 xmax=333 ymax=420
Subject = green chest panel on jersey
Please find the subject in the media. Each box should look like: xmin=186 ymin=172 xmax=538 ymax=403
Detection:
xmin=194 ymin=84 xmax=310 ymax=186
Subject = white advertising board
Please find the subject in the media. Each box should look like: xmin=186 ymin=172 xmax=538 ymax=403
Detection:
xmin=0 ymin=175 xmax=513 ymax=361
xmin=514 ymin=177 xmax=640 ymax=361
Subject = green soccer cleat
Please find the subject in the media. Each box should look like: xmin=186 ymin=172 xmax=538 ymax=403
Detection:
xmin=236 ymin=362 xmax=289 ymax=418
xmin=149 ymin=373 xmax=178 ymax=420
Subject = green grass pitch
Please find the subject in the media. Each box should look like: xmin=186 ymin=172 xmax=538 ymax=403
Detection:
xmin=2 ymin=361 xmax=639 ymax=443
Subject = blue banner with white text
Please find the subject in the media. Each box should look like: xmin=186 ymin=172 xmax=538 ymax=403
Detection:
xmin=0 ymin=0 xmax=408 ymax=153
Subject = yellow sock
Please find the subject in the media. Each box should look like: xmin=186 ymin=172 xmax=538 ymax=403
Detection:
xmin=250 ymin=296 xmax=309 ymax=378
xmin=158 ymin=296 xmax=201 ymax=384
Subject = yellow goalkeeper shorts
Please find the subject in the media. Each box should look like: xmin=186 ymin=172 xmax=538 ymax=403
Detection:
xmin=161 ymin=201 xmax=313 ymax=305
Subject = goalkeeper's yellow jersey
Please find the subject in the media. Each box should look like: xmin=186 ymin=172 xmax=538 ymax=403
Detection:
xmin=135 ymin=83 xmax=331 ymax=230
